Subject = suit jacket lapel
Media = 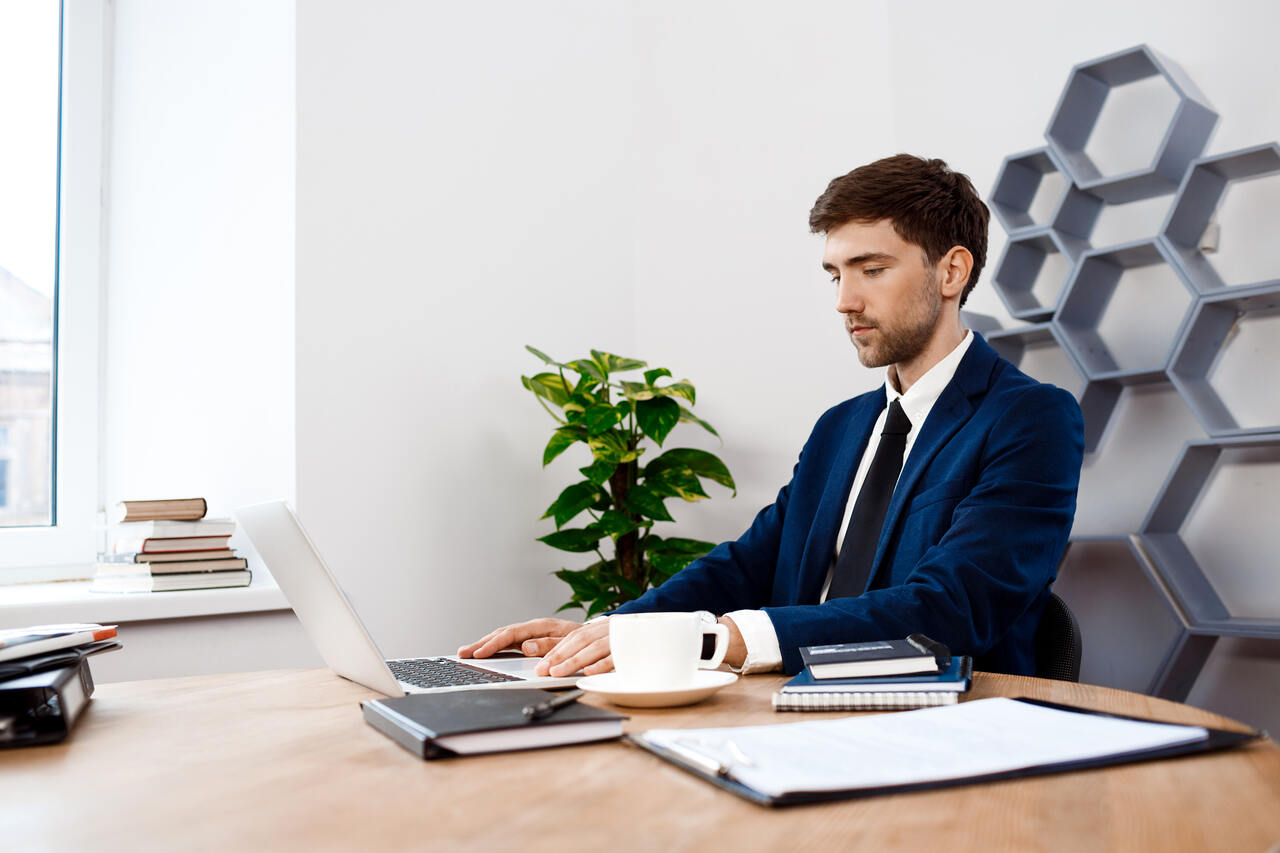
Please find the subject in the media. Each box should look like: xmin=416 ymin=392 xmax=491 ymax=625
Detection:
xmin=795 ymin=387 xmax=884 ymax=603
xmin=866 ymin=334 xmax=1000 ymax=587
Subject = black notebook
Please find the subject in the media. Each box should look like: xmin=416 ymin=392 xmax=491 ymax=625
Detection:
xmin=800 ymin=634 xmax=950 ymax=679
xmin=362 ymin=688 xmax=627 ymax=759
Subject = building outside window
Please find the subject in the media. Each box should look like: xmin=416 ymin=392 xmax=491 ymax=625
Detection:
xmin=0 ymin=1 xmax=60 ymax=529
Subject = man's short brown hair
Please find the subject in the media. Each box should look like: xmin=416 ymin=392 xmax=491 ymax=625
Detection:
xmin=809 ymin=154 xmax=989 ymax=306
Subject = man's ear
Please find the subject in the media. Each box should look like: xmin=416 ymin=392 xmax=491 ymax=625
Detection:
xmin=939 ymin=246 xmax=973 ymax=299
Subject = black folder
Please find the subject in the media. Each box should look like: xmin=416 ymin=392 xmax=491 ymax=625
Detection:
xmin=630 ymin=697 xmax=1261 ymax=807
xmin=0 ymin=659 xmax=96 ymax=748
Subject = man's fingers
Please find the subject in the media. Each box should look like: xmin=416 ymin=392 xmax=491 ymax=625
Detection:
xmin=544 ymin=636 xmax=612 ymax=678
xmin=459 ymin=618 xmax=582 ymax=659
xmin=520 ymin=637 xmax=559 ymax=657
xmin=581 ymin=654 xmax=614 ymax=675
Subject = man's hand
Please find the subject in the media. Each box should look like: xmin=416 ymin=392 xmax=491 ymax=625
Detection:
xmin=457 ymin=617 xmax=582 ymax=661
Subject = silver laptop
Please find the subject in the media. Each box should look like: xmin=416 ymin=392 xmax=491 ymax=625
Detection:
xmin=235 ymin=500 xmax=582 ymax=696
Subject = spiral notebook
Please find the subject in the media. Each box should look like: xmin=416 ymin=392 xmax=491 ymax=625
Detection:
xmin=773 ymin=656 xmax=973 ymax=711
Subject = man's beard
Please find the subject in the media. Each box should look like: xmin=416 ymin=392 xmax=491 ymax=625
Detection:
xmin=849 ymin=271 xmax=942 ymax=369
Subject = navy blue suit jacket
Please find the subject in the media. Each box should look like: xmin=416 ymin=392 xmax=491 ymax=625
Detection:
xmin=614 ymin=333 xmax=1085 ymax=675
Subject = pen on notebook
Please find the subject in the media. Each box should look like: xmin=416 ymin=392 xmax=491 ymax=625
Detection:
xmin=523 ymin=689 xmax=585 ymax=721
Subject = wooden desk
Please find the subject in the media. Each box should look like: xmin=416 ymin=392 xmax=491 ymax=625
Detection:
xmin=3 ymin=668 xmax=1278 ymax=852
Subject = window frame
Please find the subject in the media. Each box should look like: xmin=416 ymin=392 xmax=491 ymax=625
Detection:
xmin=0 ymin=0 xmax=109 ymax=582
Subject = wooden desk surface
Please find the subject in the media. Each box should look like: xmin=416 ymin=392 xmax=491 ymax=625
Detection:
xmin=3 ymin=668 xmax=1278 ymax=852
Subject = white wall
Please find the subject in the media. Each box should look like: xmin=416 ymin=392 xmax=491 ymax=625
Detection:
xmin=296 ymin=0 xmax=895 ymax=657
xmin=101 ymin=0 xmax=304 ymax=675
xmin=96 ymin=0 xmax=1278 ymax=734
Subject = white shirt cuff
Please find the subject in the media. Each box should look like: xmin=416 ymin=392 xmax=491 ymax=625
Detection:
xmin=724 ymin=609 xmax=783 ymax=674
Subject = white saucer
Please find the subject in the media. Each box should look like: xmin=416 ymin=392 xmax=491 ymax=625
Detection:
xmin=576 ymin=670 xmax=738 ymax=708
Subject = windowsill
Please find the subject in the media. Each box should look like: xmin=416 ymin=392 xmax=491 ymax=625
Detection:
xmin=0 ymin=578 xmax=291 ymax=627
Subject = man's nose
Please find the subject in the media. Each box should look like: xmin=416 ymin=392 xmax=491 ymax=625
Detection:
xmin=835 ymin=277 xmax=864 ymax=315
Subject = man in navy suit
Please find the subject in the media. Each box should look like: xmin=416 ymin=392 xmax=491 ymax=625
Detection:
xmin=461 ymin=154 xmax=1084 ymax=676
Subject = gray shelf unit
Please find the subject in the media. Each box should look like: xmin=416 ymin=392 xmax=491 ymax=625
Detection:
xmin=1053 ymin=535 xmax=1198 ymax=700
xmin=990 ymin=226 xmax=1085 ymax=322
xmin=1054 ymin=238 xmax=1197 ymax=381
xmin=1161 ymin=143 xmax=1280 ymax=294
xmin=1045 ymin=44 xmax=1218 ymax=203
xmin=985 ymin=45 xmax=1280 ymax=710
xmin=989 ymin=146 xmax=1073 ymax=234
xmin=1168 ymin=282 xmax=1280 ymax=437
xmin=1138 ymin=436 xmax=1280 ymax=643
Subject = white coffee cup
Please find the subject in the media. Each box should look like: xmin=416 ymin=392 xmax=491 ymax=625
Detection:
xmin=608 ymin=612 xmax=729 ymax=690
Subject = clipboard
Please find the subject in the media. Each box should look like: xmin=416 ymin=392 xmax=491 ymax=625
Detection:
xmin=628 ymin=697 xmax=1262 ymax=808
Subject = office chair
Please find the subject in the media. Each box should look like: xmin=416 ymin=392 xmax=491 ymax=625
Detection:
xmin=1034 ymin=592 xmax=1082 ymax=682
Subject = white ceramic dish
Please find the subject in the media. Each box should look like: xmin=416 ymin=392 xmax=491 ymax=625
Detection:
xmin=576 ymin=670 xmax=738 ymax=708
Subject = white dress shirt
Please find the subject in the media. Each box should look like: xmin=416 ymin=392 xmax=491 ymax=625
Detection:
xmin=726 ymin=331 xmax=975 ymax=673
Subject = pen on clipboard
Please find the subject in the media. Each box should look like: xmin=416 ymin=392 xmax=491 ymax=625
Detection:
xmin=667 ymin=737 xmax=756 ymax=778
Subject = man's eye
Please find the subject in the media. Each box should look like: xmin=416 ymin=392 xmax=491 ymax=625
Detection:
xmin=829 ymin=275 xmax=840 ymax=285
xmin=864 ymin=267 xmax=885 ymax=277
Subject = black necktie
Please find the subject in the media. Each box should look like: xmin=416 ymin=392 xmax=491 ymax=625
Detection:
xmin=827 ymin=399 xmax=912 ymax=600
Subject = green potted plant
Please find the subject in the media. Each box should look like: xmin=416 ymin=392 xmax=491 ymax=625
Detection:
xmin=521 ymin=347 xmax=736 ymax=617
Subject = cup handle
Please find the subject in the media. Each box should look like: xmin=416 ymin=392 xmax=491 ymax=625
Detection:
xmin=699 ymin=622 xmax=729 ymax=669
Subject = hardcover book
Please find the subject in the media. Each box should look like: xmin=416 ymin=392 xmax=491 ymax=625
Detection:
xmin=800 ymin=634 xmax=950 ymax=679
xmin=362 ymin=688 xmax=626 ymax=759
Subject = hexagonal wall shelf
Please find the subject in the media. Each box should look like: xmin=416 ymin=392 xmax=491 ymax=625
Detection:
xmin=1139 ymin=436 xmax=1280 ymax=640
xmin=1161 ymin=143 xmax=1280 ymax=294
xmin=1045 ymin=44 xmax=1218 ymax=203
xmin=1052 ymin=536 xmax=1188 ymax=695
xmin=1168 ymin=282 xmax=1280 ymax=436
xmin=1056 ymin=239 xmax=1196 ymax=380
xmin=989 ymin=147 xmax=1072 ymax=234
xmin=991 ymin=227 xmax=1085 ymax=322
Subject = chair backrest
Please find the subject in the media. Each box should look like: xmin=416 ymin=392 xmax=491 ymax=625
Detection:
xmin=1034 ymin=592 xmax=1082 ymax=682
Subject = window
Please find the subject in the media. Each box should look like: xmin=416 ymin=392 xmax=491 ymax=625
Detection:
xmin=0 ymin=1 xmax=106 ymax=578
xmin=0 ymin=2 xmax=59 ymax=528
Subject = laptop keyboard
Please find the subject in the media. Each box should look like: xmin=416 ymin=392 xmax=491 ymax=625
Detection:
xmin=387 ymin=657 xmax=524 ymax=689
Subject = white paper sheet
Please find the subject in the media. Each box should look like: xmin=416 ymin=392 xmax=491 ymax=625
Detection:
xmin=641 ymin=697 xmax=1208 ymax=797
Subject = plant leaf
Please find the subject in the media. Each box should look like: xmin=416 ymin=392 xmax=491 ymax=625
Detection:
xmin=678 ymin=406 xmax=720 ymax=439
xmin=644 ymin=367 xmax=672 ymax=385
xmin=526 ymin=345 xmax=568 ymax=368
xmin=589 ymin=430 xmax=641 ymax=463
xmin=645 ymin=448 xmax=736 ymax=494
xmin=654 ymin=380 xmax=696 ymax=405
xmin=583 ymin=403 xmax=623 ymax=436
xmin=591 ymin=349 xmax=647 ymax=375
xmin=619 ymin=381 xmax=656 ymax=402
xmin=521 ymin=373 xmax=573 ymax=407
xmin=565 ymin=358 xmax=605 ymax=381
xmin=652 ymin=536 xmax=717 ymax=554
xmin=636 ymin=397 xmax=680 ymax=446
xmin=578 ymin=458 xmax=617 ymax=486
xmin=645 ymin=464 xmax=709 ymax=502
xmin=596 ymin=509 xmax=641 ymax=540
xmin=623 ymin=484 xmax=674 ymax=522
xmin=543 ymin=425 xmax=585 ymax=466
xmin=555 ymin=563 xmax=608 ymax=600
xmin=538 ymin=527 xmax=605 ymax=553
xmin=542 ymin=481 xmax=605 ymax=528
xmin=648 ymin=549 xmax=701 ymax=578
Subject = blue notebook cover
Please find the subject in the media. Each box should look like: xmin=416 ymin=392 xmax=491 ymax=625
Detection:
xmin=782 ymin=656 xmax=973 ymax=693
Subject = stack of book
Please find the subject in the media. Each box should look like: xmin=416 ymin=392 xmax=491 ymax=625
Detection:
xmin=91 ymin=498 xmax=252 ymax=593
xmin=0 ymin=623 xmax=121 ymax=748
xmin=773 ymin=634 xmax=973 ymax=712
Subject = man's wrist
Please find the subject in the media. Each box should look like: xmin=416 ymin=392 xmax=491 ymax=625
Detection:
xmin=717 ymin=614 xmax=747 ymax=668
